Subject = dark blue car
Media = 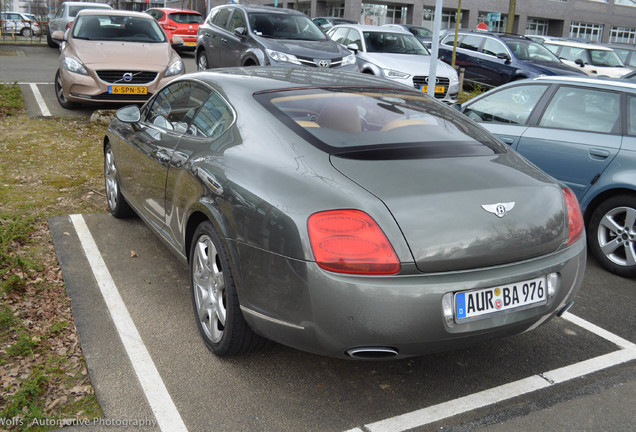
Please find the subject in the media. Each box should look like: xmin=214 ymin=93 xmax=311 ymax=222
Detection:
xmin=439 ymin=31 xmax=585 ymax=87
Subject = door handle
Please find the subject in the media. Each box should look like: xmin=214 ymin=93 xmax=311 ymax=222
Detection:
xmin=589 ymin=149 xmax=610 ymax=159
xmin=500 ymin=137 xmax=514 ymax=145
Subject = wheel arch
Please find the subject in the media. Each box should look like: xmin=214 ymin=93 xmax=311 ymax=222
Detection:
xmin=583 ymin=188 xmax=636 ymax=224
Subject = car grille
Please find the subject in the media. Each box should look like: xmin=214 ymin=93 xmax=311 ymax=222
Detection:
xmin=413 ymin=76 xmax=450 ymax=98
xmin=296 ymin=56 xmax=346 ymax=68
xmin=96 ymin=71 xmax=158 ymax=85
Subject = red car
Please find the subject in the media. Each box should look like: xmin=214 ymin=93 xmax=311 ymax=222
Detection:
xmin=146 ymin=7 xmax=203 ymax=51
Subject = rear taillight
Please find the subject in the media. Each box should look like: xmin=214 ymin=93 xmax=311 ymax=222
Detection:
xmin=307 ymin=209 xmax=400 ymax=275
xmin=563 ymin=187 xmax=584 ymax=246
xmin=162 ymin=24 xmax=177 ymax=31
xmin=65 ymin=20 xmax=73 ymax=30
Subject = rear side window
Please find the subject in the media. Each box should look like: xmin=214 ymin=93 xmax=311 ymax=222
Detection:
xmin=212 ymin=8 xmax=231 ymax=29
xmin=460 ymin=35 xmax=482 ymax=51
xmin=539 ymin=86 xmax=621 ymax=133
xmin=257 ymin=88 xmax=506 ymax=158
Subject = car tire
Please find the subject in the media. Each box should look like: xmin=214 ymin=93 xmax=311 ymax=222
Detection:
xmin=588 ymin=194 xmax=636 ymax=278
xmin=197 ymin=51 xmax=208 ymax=71
xmin=21 ymin=27 xmax=32 ymax=37
xmin=54 ymin=70 xmax=77 ymax=109
xmin=47 ymin=30 xmax=58 ymax=48
xmin=104 ymin=144 xmax=134 ymax=218
xmin=189 ymin=221 xmax=269 ymax=356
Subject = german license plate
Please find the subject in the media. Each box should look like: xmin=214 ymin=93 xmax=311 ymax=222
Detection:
xmin=183 ymin=41 xmax=196 ymax=47
xmin=108 ymin=86 xmax=147 ymax=95
xmin=455 ymin=276 xmax=547 ymax=320
xmin=421 ymin=85 xmax=446 ymax=93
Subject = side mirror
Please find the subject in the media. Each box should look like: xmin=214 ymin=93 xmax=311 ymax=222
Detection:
xmin=172 ymin=35 xmax=184 ymax=45
xmin=52 ymin=30 xmax=65 ymax=41
xmin=116 ymin=105 xmax=141 ymax=123
xmin=234 ymin=27 xmax=246 ymax=37
xmin=450 ymin=103 xmax=462 ymax=112
xmin=497 ymin=53 xmax=511 ymax=61
xmin=575 ymin=58 xmax=585 ymax=67
xmin=346 ymin=43 xmax=359 ymax=53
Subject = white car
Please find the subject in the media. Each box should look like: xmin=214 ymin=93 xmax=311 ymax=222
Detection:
xmin=327 ymin=24 xmax=459 ymax=103
xmin=544 ymin=40 xmax=632 ymax=78
xmin=47 ymin=1 xmax=112 ymax=48
xmin=0 ymin=11 xmax=42 ymax=37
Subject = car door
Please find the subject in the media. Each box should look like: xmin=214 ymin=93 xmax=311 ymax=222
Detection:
xmin=453 ymin=35 xmax=494 ymax=85
xmin=117 ymin=81 xmax=201 ymax=237
xmin=478 ymin=37 xmax=517 ymax=86
xmin=200 ymin=7 xmax=232 ymax=68
xmin=462 ymin=83 xmax=551 ymax=148
xmin=516 ymin=85 xmax=623 ymax=199
xmin=220 ymin=8 xmax=249 ymax=67
xmin=165 ymin=87 xmax=236 ymax=252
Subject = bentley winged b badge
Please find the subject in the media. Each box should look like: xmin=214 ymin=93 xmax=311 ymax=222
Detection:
xmin=481 ymin=202 xmax=515 ymax=218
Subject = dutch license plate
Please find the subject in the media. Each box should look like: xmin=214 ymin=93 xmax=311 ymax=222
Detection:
xmin=455 ymin=276 xmax=547 ymax=320
xmin=421 ymin=85 xmax=446 ymax=93
xmin=183 ymin=41 xmax=196 ymax=47
xmin=108 ymin=86 xmax=147 ymax=95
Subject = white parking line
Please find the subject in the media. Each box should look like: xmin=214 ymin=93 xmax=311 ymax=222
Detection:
xmin=28 ymin=83 xmax=51 ymax=117
xmin=66 ymin=212 xmax=634 ymax=432
xmin=353 ymin=313 xmax=636 ymax=432
xmin=70 ymin=214 xmax=188 ymax=432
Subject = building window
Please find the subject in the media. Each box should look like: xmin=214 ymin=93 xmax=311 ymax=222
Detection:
xmin=422 ymin=8 xmax=461 ymax=30
xmin=570 ymin=22 xmax=603 ymax=42
xmin=361 ymin=4 xmax=407 ymax=26
xmin=326 ymin=2 xmax=346 ymax=18
xmin=526 ymin=18 xmax=549 ymax=36
xmin=610 ymin=26 xmax=636 ymax=44
xmin=477 ymin=12 xmax=508 ymax=33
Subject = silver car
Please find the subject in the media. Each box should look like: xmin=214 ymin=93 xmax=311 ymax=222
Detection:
xmin=47 ymin=1 xmax=112 ymax=48
xmin=328 ymin=24 xmax=460 ymax=103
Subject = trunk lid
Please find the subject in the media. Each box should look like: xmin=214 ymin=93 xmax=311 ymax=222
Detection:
xmin=330 ymin=152 xmax=566 ymax=272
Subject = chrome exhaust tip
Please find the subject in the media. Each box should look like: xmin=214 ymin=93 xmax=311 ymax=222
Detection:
xmin=346 ymin=347 xmax=399 ymax=360
xmin=557 ymin=301 xmax=575 ymax=317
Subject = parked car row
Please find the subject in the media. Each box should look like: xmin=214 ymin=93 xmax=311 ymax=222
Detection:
xmin=0 ymin=11 xmax=43 ymax=37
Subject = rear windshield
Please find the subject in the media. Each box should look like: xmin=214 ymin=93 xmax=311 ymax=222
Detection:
xmin=69 ymin=5 xmax=111 ymax=17
xmin=168 ymin=12 xmax=203 ymax=24
xmin=256 ymin=88 xmax=506 ymax=159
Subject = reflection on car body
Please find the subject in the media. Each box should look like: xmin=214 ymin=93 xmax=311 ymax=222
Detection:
xmin=104 ymin=67 xmax=585 ymax=360
xmin=460 ymin=76 xmax=636 ymax=278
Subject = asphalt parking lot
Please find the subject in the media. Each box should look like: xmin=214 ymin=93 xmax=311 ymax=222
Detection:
xmin=3 ymin=42 xmax=636 ymax=431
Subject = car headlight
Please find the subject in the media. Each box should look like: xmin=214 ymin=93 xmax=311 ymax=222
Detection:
xmin=62 ymin=57 xmax=88 ymax=75
xmin=382 ymin=68 xmax=410 ymax=80
xmin=342 ymin=53 xmax=356 ymax=66
xmin=266 ymin=49 xmax=301 ymax=65
xmin=165 ymin=60 xmax=184 ymax=77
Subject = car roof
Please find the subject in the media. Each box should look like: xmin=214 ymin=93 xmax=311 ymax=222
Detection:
xmin=528 ymin=75 xmax=636 ymax=91
xmin=186 ymin=66 xmax=416 ymax=94
xmin=216 ymin=4 xmax=306 ymax=16
xmin=331 ymin=24 xmax=409 ymax=34
xmin=603 ymin=43 xmax=636 ymax=51
xmin=76 ymin=9 xmax=155 ymax=19
xmin=147 ymin=8 xmax=201 ymax=14
xmin=544 ymin=40 xmax=612 ymax=50
xmin=62 ymin=1 xmax=111 ymax=6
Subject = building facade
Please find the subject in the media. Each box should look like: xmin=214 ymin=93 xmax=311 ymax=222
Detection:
xmin=34 ymin=0 xmax=636 ymax=44
xmin=188 ymin=0 xmax=636 ymax=44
